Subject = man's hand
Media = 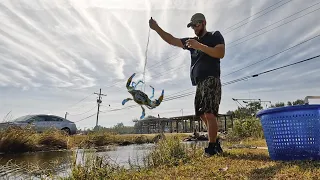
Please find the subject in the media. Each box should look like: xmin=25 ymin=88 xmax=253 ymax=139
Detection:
xmin=148 ymin=17 xmax=184 ymax=48
xmin=186 ymin=39 xmax=201 ymax=50
xmin=186 ymin=39 xmax=225 ymax=58
xmin=149 ymin=17 xmax=159 ymax=30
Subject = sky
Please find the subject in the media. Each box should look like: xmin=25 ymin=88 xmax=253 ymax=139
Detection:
xmin=0 ymin=0 xmax=320 ymax=129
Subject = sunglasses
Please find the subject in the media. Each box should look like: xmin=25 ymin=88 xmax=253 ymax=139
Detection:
xmin=190 ymin=21 xmax=203 ymax=29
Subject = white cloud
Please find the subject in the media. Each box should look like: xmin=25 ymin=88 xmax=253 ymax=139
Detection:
xmin=0 ymin=0 xmax=320 ymax=129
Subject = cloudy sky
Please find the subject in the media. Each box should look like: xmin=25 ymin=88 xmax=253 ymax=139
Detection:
xmin=1 ymin=0 xmax=320 ymax=129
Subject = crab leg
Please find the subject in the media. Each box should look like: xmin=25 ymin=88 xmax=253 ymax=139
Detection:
xmin=149 ymin=85 xmax=154 ymax=99
xmin=122 ymin=98 xmax=133 ymax=105
xmin=134 ymin=80 xmax=144 ymax=89
xmin=140 ymin=105 xmax=146 ymax=119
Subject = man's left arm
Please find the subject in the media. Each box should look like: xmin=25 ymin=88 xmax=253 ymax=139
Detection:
xmin=191 ymin=31 xmax=225 ymax=59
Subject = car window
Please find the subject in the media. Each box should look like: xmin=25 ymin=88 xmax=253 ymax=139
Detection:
xmin=11 ymin=115 xmax=34 ymax=122
xmin=47 ymin=116 xmax=64 ymax=121
xmin=29 ymin=116 xmax=46 ymax=122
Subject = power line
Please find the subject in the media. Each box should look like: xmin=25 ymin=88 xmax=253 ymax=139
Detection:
xmin=227 ymin=1 xmax=320 ymax=46
xmin=254 ymin=54 xmax=320 ymax=76
xmin=222 ymin=33 xmax=320 ymax=77
xmin=68 ymin=105 xmax=97 ymax=116
xmin=222 ymin=0 xmax=288 ymax=31
xmin=146 ymin=51 xmax=183 ymax=71
xmin=100 ymin=2 xmax=296 ymax=91
xmin=227 ymin=6 xmax=320 ymax=49
xmin=224 ymin=0 xmax=294 ymax=34
xmin=99 ymin=1 xmax=318 ymax=98
xmin=103 ymin=51 xmax=184 ymax=90
xmin=66 ymin=93 xmax=93 ymax=110
xmin=75 ymin=113 xmax=97 ymax=123
xmin=152 ymin=54 xmax=320 ymax=102
xmin=98 ymin=54 xmax=320 ymax=114
xmin=150 ymin=5 xmax=320 ymax=80
xmin=112 ymin=4 xmax=318 ymax=91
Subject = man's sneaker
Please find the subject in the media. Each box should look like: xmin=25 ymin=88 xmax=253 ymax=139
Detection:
xmin=215 ymin=138 xmax=223 ymax=154
xmin=204 ymin=146 xmax=218 ymax=157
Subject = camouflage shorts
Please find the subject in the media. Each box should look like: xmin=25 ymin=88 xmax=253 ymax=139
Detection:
xmin=194 ymin=76 xmax=221 ymax=117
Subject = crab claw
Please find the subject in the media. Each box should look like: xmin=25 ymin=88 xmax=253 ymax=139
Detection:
xmin=122 ymin=99 xmax=128 ymax=105
xmin=154 ymin=89 xmax=164 ymax=107
xmin=158 ymin=89 xmax=164 ymax=103
xmin=126 ymin=73 xmax=136 ymax=89
xmin=122 ymin=98 xmax=133 ymax=105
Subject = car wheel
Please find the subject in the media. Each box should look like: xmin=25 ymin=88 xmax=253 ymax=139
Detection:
xmin=61 ymin=128 xmax=71 ymax=135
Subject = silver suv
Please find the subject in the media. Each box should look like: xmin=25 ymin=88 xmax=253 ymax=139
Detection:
xmin=0 ymin=114 xmax=77 ymax=135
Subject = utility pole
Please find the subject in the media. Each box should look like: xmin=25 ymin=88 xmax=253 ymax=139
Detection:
xmin=94 ymin=88 xmax=107 ymax=128
xmin=65 ymin=112 xmax=68 ymax=119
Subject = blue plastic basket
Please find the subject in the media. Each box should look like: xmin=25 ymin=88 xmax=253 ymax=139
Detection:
xmin=256 ymin=96 xmax=320 ymax=161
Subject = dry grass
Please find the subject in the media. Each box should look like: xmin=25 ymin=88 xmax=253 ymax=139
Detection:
xmin=0 ymin=126 xmax=36 ymax=153
xmin=0 ymin=126 xmax=190 ymax=153
xmin=223 ymin=137 xmax=267 ymax=148
xmin=71 ymin=132 xmax=190 ymax=148
xmin=0 ymin=126 xmax=72 ymax=153
xmin=110 ymin=149 xmax=320 ymax=180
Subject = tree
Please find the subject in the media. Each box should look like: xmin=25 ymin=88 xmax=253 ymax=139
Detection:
xmin=246 ymin=102 xmax=263 ymax=114
xmin=292 ymin=99 xmax=304 ymax=105
xmin=114 ymin=122 xmax=124 ymax=129
xmin=270 ymin=102 xmax=285 ymax=107
xmin=231 ymin=101 xmax=263 ymax=119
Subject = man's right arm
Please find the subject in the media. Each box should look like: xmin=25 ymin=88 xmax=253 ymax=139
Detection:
xmin=154 ymin=26 xmax=185 ymax=49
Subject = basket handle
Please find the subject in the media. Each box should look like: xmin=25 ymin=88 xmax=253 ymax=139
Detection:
xmin=304 ymin=96 xmax=320 ymax=104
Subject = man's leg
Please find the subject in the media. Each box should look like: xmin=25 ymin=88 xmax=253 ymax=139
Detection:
xmin=204 ymin=113 xmax=218 ymax=143
xmin=200 ymin=115 xmax=207 ymax=127
xmin=201 ymin=77 xmax=222 ymax=156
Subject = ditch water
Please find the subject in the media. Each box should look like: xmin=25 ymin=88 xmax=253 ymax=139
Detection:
xmin=0 ymin=141 xmax=209 ymax=180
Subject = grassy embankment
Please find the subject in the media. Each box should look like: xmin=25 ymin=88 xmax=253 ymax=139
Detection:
xmin=0 ymin=126 xmax=189 ymax=153
xmin=62 ymin=136 xmax=319 ymax=180
xmin=2 ymin=117 xmax=319 ymax=179
xmin=60 ymin=117 xmax=319 ymax=179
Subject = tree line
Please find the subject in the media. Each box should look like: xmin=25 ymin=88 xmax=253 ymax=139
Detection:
xmin=227 ymin=99 xmax=305 ymax=119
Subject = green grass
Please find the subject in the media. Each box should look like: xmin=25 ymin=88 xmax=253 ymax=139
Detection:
xmin=63 ymin=136 xmax=320 ymax=180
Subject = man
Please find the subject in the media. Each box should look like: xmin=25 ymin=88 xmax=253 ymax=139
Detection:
xmin=149 ymin=13 xmax=225 ymax=156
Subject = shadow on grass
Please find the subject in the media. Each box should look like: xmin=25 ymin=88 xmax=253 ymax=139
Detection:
xmin=249 ymin=164 xmax=283 ymax=179
xmin=248 ymin=160 xmax=320 ymax=179
xmin=221 ymin=151 xmax=271 ymax=162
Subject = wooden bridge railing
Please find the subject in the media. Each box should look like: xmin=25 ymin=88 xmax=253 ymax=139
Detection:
xmin=133 ymin=114 xmax=233 ymax=134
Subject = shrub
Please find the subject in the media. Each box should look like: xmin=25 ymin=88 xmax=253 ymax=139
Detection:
xmin=38 ymin=128 xmax=70 ymax=149
xmin=82 ymin=131 xmax=114 ymax=147
xmin=143 ymin=136 xmax=190 ymax=168
xmin=228 ymin=117 xmax=264 ymax=141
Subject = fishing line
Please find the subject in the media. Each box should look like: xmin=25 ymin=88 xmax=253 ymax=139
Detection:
xmin=142 ymin=22 xmax=151 ymax=92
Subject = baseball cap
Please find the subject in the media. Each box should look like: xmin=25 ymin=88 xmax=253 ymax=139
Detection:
xmin=187 ymin=13 xmax=206 ymax=28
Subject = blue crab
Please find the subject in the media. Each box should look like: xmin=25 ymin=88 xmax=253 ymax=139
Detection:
xmin=122 ymin=73 xmax=164 ymax=119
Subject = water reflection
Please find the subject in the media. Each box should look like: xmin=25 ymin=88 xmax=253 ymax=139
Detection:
xmin=0 ymin=141 xmax=209 ymax=179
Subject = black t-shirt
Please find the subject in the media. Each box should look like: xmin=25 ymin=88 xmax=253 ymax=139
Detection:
xmin=180 ymin=31 xmax=225 ymax=86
